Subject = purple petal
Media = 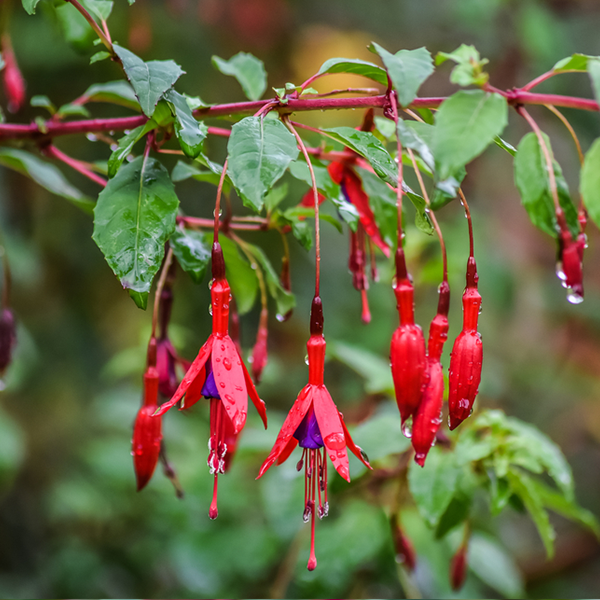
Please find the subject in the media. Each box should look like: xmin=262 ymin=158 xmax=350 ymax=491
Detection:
xmin=293 ymin=407 xmax=323 ymax=449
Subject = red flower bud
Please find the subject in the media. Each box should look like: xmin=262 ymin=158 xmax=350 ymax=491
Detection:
xmin=1 ymin=37 xmax=25 ymax=114
xmin=132 ymin=366 xmax=163 ymax=491
xmin=557 ymin=227 xmax=585 ymax=304
xmin=390 ymin=250 xmax=426 ymax=428
xmin=448 ymin=258 xmax=483 ymax=430
xmin=0 ymin=308 xmax=16 ymax=376
xmin=390 ymin=514 xmax=416 ymax=571
xmin=450 ymin=543 xmax=468 ymax=591
xmin=250 ymin=308 xmax=268 ymax=384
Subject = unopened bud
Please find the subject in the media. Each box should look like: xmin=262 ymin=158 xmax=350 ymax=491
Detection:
xmin=450 ymin=543 xmax=468 ymax=591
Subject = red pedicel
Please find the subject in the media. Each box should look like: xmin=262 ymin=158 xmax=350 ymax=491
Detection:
xmin=390 ymin=249 xmax=426 ymax=429
xmin=448 ymin=257 xmax=483 ymax=430
xmin=412 ymin=282 xmax=449 ymax=466
xmin=132 ymin=363 xmax=163 ymax=491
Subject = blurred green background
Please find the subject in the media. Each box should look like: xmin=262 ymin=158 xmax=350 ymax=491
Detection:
xmin=1 ymin=0 xmax=600 ymax=597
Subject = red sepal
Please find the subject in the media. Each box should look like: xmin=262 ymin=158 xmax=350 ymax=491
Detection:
xmin=338 ymin=411 xmax=372 ymax=470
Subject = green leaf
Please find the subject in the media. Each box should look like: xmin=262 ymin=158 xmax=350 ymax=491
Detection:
xmin=581 ymin=137 xmax=600 ymax=229
xmin=92 ymin=156 xmax=179 ymax=309
xmin=227 ymin=116 xmax=299 ymax=212
xmin=435 ymin=492 xmax=472 ymax=539
xmin=0 ymin=147 xmax=93 ymax=212
xmin=408 ymin=446 xmax=461 ymax=527
xmin=506 ymin=470 xmax=555 ymax=558
xmin=80 ymin=80 xmax=140 ymax=111
xmin=468 ymin=533 xmax=525 ymax=599
xmin=436 ymin=44 xmax=490 ymax=87
xmin=369 ymin=43 xmax=433 ymax=107
xmin=219 ymin=236 xmax=258 ymax=314
xmin=316 ymin=57 xmax=387 ymax=85
xmin=30 ymin=95 xmax=56 ymax=114
xmin=164 ymin=89 xmax=208 ymax=158
xmin=397 ymin=119 xmax=434 ymax=170
xmin=107 ymin=120 xmax=157 ymax=178
xmin=329 ymin=192 xmax=360 ymax=231
xmin=56 ymin=103 xmax=91 ymax=118
xmin=244 ymin=243 xmax=295 ymax=316
xmin=433 ymin=90 xmax=508 ymax=181
xmin=328 ymin=340 xmax=393 ymax=395
xmin=55 ymin=3 xmax=95 ymax=50
xmin=212 ymin=52 xmax=267 ymax=101
xmin=288 ymin=158 xmax=340 ymax=201
xmin=90 ymin=51 xmax=111 ymax=64
xmin=169 ymin=226 xmax=210 ymax=284
xmin=80 ymin=0 xmax=113 ymax=21
xmin=263 ymin=183 xmax=288 ymax=212
xmin=494 ymin=135 xmax=517 ymax=156
xmin=530 ymin=477 xmax=600 ymax=538
xmin=374 ymin=116 xmax=396 ymax=139
xmin=323 ymin=127 xmax=397 ymax=186
xmin=113 ymin=44 xmax=185 ymax=117
xmin=170 ymin=159 xmax=225 ymax=188
xmin=552 ymin=53 xmax=596 ymax=72
xmin=587 ymin=58 xmax=600 ymax=107
xmin=22 ymin=0 xmax=42 ymax=14
xmin=283 ymin=207 xmax=342 ymax=234
xmin=514 ymin=132 xmax=578 ymax=239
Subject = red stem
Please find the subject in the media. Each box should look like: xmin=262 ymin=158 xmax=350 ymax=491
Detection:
xmin=43 ymin=145 xmax=107 ymax=187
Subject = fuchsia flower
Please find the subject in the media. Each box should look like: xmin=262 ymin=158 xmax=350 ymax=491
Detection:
xmin=556 ymin=209 xmax=585 ymax=303
xmin=448 ymin=257 xmax=483 ymax=430
xmin=390 ymin=249 xmax=427 ymax=429
xmin=250 ymin=307 xmax=268 ymax=384
xmin=132 ymin=344 xmax=163 ymax=491
xmin=155 ymin=243 xmax=267 ymax=518
xmin=257 ymin=297 xmax=371 ymax=571
xmin=412 ymin=282 xmax=449 ymax=466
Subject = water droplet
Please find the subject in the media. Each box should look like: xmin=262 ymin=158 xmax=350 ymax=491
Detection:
xmin=276 ymin=313 xmax=285 ymax=322
xmin=324 ymin=432 xmax=345 ymax=450
xmin=556 ymin=263 xmax=567 ymax=281
xmin=402 ymin=416 xmax=413 ymax=439
xmin=86 ymin=133 xmax=98 ymax=142
xmin=208 ymin=280 xmax=214 ymax=289
xmin=215 ymin=357 xmax=221 ymax=362
xmin=235 ymin=385 xmax=243 ymax=392
xmin=219 ymin=381 xmax=226 ymax=388
xmin=223 ymin=357 xmax=232 ymax=370
xmin=221 ymin=344 xmax=226 ymax=351
xmin=304 ymin=354 xmax=309 ymax=365
xmin=567 ymin=289 xmax=584 ymax=304
xmin=224 ymin=394 xmax=233 ymax=404
xmin=208 ymin=304 xmax=213 ymax=316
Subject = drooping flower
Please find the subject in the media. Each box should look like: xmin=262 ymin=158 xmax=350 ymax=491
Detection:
xmin=390 ymin=248 xmax=427 ymax=430
xmin=1 ymin=35 xmax=25 ymax=113
xmin=257 ymin=296 xmax=371 ymax=571
xmin=412 ymin=282 xmax=449 ymax=466
xmin=556 ymin=215 xmax=585 ymax=304
xmin=132 ymin=343 xmax=163 ymax=491
xmin=154 ymin=242 xmax=267 ymax=518
xmin=448 ymin=257 xmax=483 ymax=430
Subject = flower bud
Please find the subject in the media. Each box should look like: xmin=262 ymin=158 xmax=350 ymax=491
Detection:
xmin=391 ymin=514 xmax=416 ymax=571
xmin=156 ymin=337 xmax=179 ymax=398
xmin=132 ymin=367 xmax=162 ymax=491
xmin=450 ymin=543 xmax=468 ymax=591
xmin=251 ymin=308 xmax=269 ymax=384
xmin=1 ymin=37 xmax=25 ymax=114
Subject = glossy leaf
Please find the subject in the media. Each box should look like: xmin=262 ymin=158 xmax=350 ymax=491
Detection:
xmin=80 ymin=0 xmax=113 ymax=21
xmin=369 ymin=43 xmax=433 ymax=107
xmin=90 ymin=51 xmax=111 ymax=64
xmin=553 ymin=53 xmax=596 ymax=72
xmin=171 ymin=160 xmax=228 ymax=189
xmin=113 ymin=44 xmax=185 ymax=117
xmin=324 ymin=127 xmax=397 ymax=186
xmin=56 ymin=103 xmax=90 ymax=118
xmin=227 ymin=116 xmax=299 ymax=212
xmin=316 ymin=57 xmax=387 ymax=85
xmin=263 ymin=183 xmax=288 ymax=212
xmin=433 ymin=90 xmax=508 ymax=180
xmin=397 ymin=118 xmax=434 ymax=170
xmin=164 ymin=89 xmax=208 ymax=158
xmin=506 ymin=470 xmax=555 ymax=558
xmin=514 ymin=132 xmax=578 ymax=238
xmin=92 ymin=156 xmax=179 ymax=309
xmin=22 ymin=0 xmax=42 ymax=14
xmin=169 ymin=226 xmax=211 ymax=284
xmin=107 ymin=121 xmax=157 ymax=178
xmin=80 ymin=81 xmax=140 ymax=111
xmin=494 ymin=135 xmax=517 ymax=156
xmin=212 ymin=52 xmax=267 ymax=101
xmin=0 ymin=147 xmax=93 ymax=213
xmin=408 ymin=447 xmax=460 ymax=527
xmin=245 ymin=243 xmax=296 ymax=316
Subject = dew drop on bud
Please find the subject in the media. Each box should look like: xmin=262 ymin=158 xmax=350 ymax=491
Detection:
xmin=208 ymin=304 xmax=213 ymax=316
xmin=276 ymin=313 xmax=285 ymax=322
xmin=556 ymin=263 xmax=567 ymax=281
xmin=304 ymin=354 xmax=309 ymax=365
xmin=567 ymin=289 xmax=584 ymax=304
xmin=86 ymin=133 xmax=98 ymax=142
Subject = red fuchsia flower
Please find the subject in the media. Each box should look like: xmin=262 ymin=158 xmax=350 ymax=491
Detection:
xmin=155 ymin=242 xmax=267 ymax=519
xmin=450 ymin=541 xmax=469 ymax=591
xmin=257 ymin=297 xmax=371 ymax=571
xmin=390 ymin=248 xmax=427 ymax=431
xmin=1 ymin=35 xmax=25 ymax=114
xmin=448 ymin=257 xmax=483 ymax=430
xmin=412 ymin=282 xmax=449 ymax=466
xmin=390 ymin=513 xmax=416 ymax=571
xmin=250 ymin=307 xmax=268 ymax=384
xmin=556 ymin=208 xmax=585 ymax=304
xmin=0 ymin=308 xmax=16 ymax=377
xmin=132 ymin=340 xmax=163 ymax=491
